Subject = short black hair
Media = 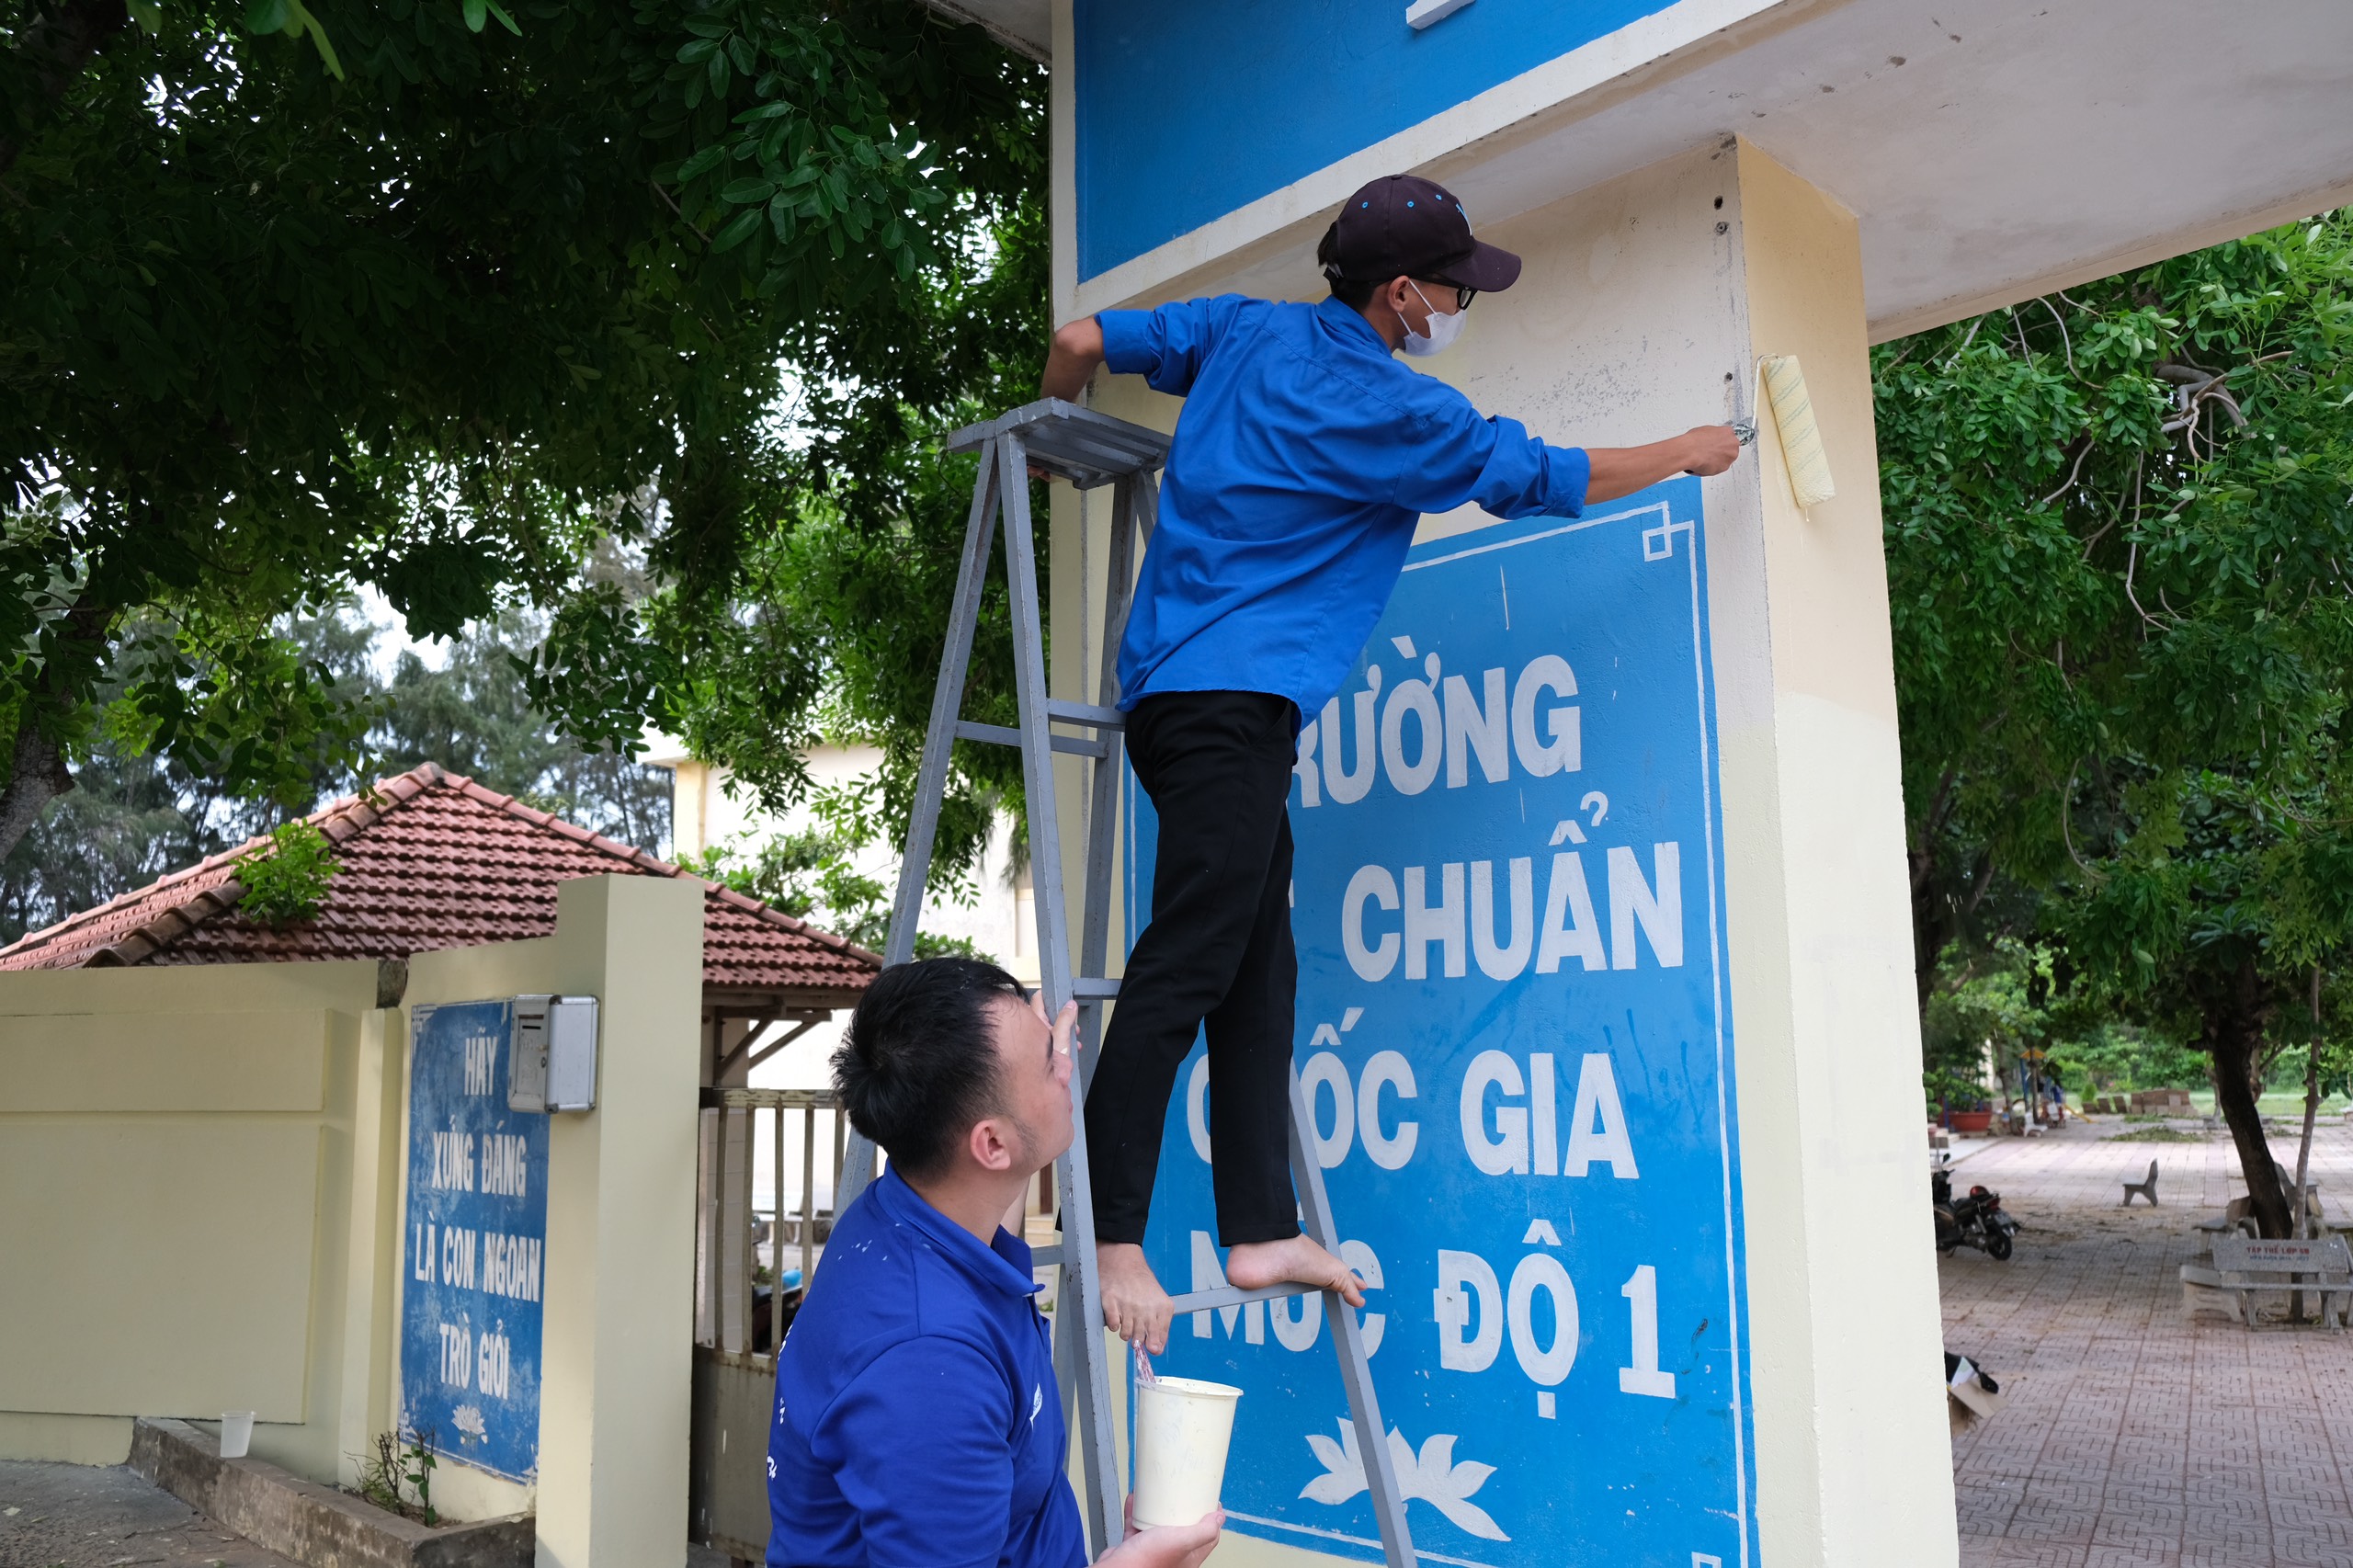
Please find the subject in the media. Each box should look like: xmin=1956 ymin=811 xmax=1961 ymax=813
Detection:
xmin=833 ymin=957 xmax=1026 ymax=1180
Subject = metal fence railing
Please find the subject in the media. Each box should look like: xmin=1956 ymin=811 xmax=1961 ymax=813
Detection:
xmin=696 ymin=1087 xmax=874 ymax=1358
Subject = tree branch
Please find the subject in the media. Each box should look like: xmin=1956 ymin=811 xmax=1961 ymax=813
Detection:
xmin=2037 ymin=437 xmax=2093 ymax=510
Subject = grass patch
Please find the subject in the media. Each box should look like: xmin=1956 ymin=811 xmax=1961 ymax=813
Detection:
xmin=2104 ymin=1126 xmax=2207 ymax=1142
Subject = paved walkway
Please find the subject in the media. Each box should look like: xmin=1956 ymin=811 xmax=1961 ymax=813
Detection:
xmin=0 ymin=1460 xmax=302 ymax=1568
xmin=1941 ymin=1114 xmax=2353 ymax=1567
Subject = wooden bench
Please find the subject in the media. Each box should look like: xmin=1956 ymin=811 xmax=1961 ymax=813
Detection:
xmin=2180 ymin=1233 xmax=2353 ymax=1328
xmin=2120 ymin=1159 xmax=2159 ymax=1206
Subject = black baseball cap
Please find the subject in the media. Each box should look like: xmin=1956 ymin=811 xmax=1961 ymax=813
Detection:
xmin=1318 ymin=174 xmax=1522 ymax=292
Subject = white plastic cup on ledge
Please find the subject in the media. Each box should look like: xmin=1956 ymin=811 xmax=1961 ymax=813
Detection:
xmin=220 ymin=1411 xmax=256 ymax=1460
xmin=1131 ymin=1378 xmax=1241 ymax=1529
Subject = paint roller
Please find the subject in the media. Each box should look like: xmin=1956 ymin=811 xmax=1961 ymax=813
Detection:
xmin=1731 ymin=355 xmax=1836 ymax=510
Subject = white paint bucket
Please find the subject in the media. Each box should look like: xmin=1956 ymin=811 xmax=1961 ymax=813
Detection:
xmin=220 ymin=1411 xmax=256 ymax=1460
xmin=1131 ymin=1377 xmax=1241 ymax=1529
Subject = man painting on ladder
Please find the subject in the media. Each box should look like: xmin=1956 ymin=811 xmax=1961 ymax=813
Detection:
xmin=1039 ymin=174 xmax=1744 ymax=1353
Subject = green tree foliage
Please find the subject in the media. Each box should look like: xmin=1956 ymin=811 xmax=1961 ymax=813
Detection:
xmin=1880 ymin=211 xmax=2353 ymax=1233
xmin=521 ymin=197 xmax=1050 ymax=901
xmin=0 ymin=0 xmax=1038 ymax=862
xmin=233 ymin=817 xmax=343 ymax=926
xmin=0 ymin=602 xmax=671 ymax=942
xmin=672 ymin=826 xmax=986 ymax=959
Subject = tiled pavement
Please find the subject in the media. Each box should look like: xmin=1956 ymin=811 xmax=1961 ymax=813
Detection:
xmin=1940 ymin=1114 xmax=2353 ymax=1567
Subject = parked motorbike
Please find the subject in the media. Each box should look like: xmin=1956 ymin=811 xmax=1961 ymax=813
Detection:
xmin=1932 ymin=1167 xmax=2019 ymax=1260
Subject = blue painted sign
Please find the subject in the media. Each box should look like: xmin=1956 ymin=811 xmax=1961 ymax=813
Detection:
xmin=1128 ymin=483 xmax=1757 ymax=1565
xmin=1074 ymin=0 xmax=1683 ymax=278
xmin=401 ymin=999 xmax=548 ymax=1483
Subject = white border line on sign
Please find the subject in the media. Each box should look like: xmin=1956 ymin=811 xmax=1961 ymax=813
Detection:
xmin=1224 ymin=1509 xmax=1505 ymax=1568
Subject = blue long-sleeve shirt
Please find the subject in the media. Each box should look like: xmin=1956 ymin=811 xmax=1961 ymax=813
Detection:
xmin=767 ymin=1168 xmax=1083 ymax=1568
xmin=1097 ymin=294 xmax=1590 ymax=720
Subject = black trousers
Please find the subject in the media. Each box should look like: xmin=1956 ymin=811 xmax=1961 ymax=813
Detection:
xmin=1086 ymin=690 xmax=1301 ymax=1248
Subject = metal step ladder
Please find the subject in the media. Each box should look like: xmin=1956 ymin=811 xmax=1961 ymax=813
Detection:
xmin=828 ymin=400 xmax=1415 ymax=1563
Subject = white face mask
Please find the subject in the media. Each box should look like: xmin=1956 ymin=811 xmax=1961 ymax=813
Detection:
xmin=1401 ymin=280 xmax=1467 ymax=358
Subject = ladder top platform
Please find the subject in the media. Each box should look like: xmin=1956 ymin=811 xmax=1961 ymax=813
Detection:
xmin=944 ymin=399 xmax=1170 ymax=490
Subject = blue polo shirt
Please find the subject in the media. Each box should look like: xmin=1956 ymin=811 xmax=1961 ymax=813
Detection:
xmin=767 ymin=1167 xmax=1082 ymax=1568
xmin=1097 ymin=294 xmax=1590 ymax=720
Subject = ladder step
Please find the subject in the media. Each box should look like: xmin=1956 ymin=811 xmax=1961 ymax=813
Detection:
xmin=1164 ymin=1280 xmax=1323 ymax=1314
xmin=1046 ymin=699 xmax=1125 ymax=731
xmin=953 ymin=720 xmax=1108 ymax=759
xmin=1030 ymin=1243 xmax=1064 ymax=1268
xmin=943 ymin=398 xmax=1172 ymax=491
xmin=1071 ymin=977 xmax=1120 ymax=1001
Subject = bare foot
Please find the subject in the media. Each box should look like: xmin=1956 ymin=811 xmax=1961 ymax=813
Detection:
xmin=1226 ymin=1234 xmax=1366 ymax=1308
xmin=1097 ymin=1242 xmax=1174 ymax=1355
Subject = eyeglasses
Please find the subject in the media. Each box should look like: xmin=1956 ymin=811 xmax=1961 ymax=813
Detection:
xmin=1421 ymin=282 xmax=1477 ymax=311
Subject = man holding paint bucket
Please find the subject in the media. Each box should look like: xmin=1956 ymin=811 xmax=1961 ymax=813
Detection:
xmin=1038 ymin=173 xmax=1744 ymax=1354
xmin=766 ymin=957 xmax=1223 ymax=1568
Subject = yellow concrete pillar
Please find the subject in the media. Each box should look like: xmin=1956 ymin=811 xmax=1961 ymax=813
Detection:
xmin=534 ymin=874 xmax=707 ymax=1568
xmin=335 ymin=1006 xmax=406 ymax=1488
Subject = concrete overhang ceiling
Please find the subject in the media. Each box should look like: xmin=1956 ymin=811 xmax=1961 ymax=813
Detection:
xmin=1005 ymin=0 xmax=2352 ymax=340
xmin=926 ymin=0 xmax=1048 ymax=62
xmin=1472 ymin=0 xmax=2353 ymax=339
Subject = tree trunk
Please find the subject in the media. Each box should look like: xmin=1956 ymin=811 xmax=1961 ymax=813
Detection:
xmin=0 ymin=723 xmax=74 ymax=862
xmin=2292 ymin=966 xmax=2322 ymax=1236
xmin=2208 ymin=957 xmax=2293 ymax=1238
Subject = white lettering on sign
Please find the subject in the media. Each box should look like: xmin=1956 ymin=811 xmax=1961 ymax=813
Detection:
xmin=1193 ymin=1232 xmax=1385 ymax=1358
xmin=1266 ymin=1239 xmax=1387 ymax=1357
xmin=1620 ymin=1265 xmax=1677 ymax=1398
xmin=1472 ymin=858 xmax=1533 ymax=980
xmin=1346 ymin=846 xmax=1683 ymax=982
xmin=479 ymin=1133 xmax=530 ymax=1199
xmin=442 ymin=1225 xmax=477 ymax=1291
xmin=1438 ymin=1242 xmax=1678 ymax=1407
xmin=481 ymin=1233 xmax=543 ymax=1302
xmin=1608 ymin=844 xmax=1683 ymax=970
xmin=1295 ymin=653 xmax=1582 ymax=809
xmin=1507 ymin=1252 xmax=1578 ymax=1386
xmin=1192 ymin=1231 xmax=1264 ymax=1345
xmin=462 ymin=1033 xmax=499 ymax=1096
xmin=476 ymin=1324 xmax=512 ymax=1399
xmin=431 ymin=1123 xmax=476 ymax=1191
xmin=1536 ymin=852 xmax=1607 ymax=974
xmin=1562 ymin=1054 xmax=1640 ymax=1178
xmin=438 ymin=1320 xmax=473 ymax=1389
xmin=1404 ymin=864 xmax=1465 ymax=980
xmin=1358 ymin=1051 xmax=1419 ymax=1170
xmin=412 ymin=1221 xmax=437 ymax=1282
xmin=1461 ymin=1052 xmax=1640 ymax=1179
xmin=1301 ymin=1053 xmax=1355 ymax=1167
xmin=1435 ymin=1249 xmax=1502 ymax=1371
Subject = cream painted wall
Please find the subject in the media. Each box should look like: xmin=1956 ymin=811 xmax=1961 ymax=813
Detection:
xmin=0 ymin=960 xmax=383 ymax=1480
xmin=1054 ymin=139 xmax=1954 ymax=1565
xmin=4 ymin=877 xmax=713 ymax=1568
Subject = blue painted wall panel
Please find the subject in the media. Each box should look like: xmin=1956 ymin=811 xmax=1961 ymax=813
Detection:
xmin=401 ymin=999 xmax=550 ymax=1483
xmin=1074 ymin=0 xmax=1679 ymax=280
xmin=1123 ymin=483 xmax=1757 ymax=1563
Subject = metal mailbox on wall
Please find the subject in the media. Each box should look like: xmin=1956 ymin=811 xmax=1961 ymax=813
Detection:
xmin=1130 ymin=484 xmax=1760 ymax=1565
xmin=401 ymin=998 xmax=551 ymax=1482
xmin=508 ymin=993 xmax=601 ymax=1114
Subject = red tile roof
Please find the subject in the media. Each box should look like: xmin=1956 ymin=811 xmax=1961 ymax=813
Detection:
xmin=0 ymin=763 xmax=881 ymax=999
